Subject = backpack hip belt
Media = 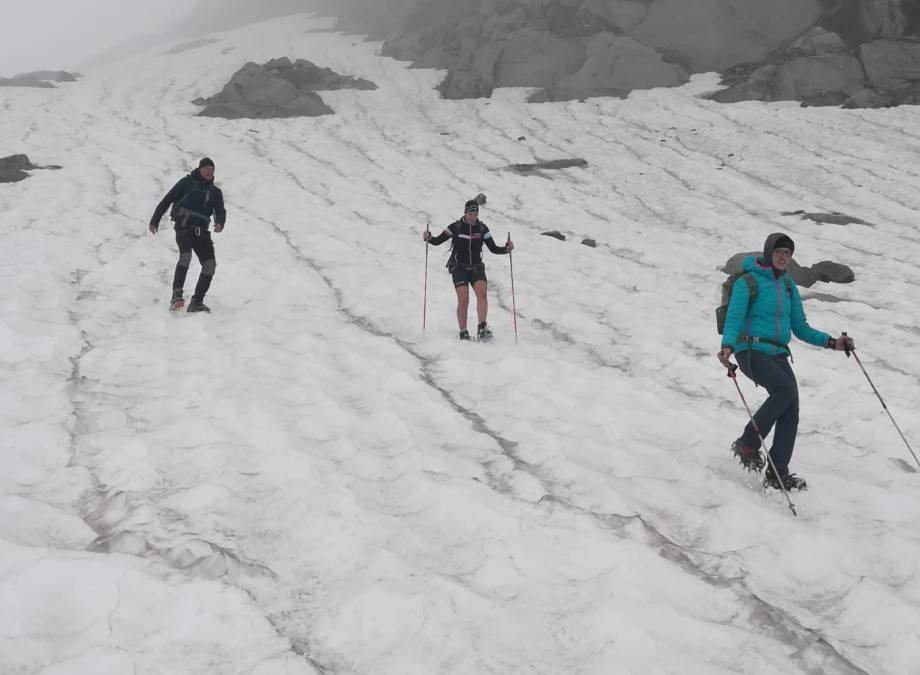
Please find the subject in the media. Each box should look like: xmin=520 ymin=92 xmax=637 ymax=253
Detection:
xmin=173 ymin=206 xmax=210 ymax=229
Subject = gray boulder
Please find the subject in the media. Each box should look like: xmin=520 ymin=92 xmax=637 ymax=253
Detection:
xmin=195 ymin=57 xmax=376 ymax=119
xmin=0 ymin=154 xmax=34 ymax=182
xmin=789 ymin=261 xmax=821 ymax=288
xmin=721 ymin=252 xmax=759 ymax=276
xmin=812 ymin=260 xmax=856 ymax=283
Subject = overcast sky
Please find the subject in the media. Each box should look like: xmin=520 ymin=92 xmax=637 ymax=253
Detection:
xmin=0 ymin=0 xmax=192 ymax=76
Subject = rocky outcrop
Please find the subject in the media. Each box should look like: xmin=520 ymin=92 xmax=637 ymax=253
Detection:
xmin=193 ymin=57 xmax=376 ymax=119
xmin=183 ymin=0 xmax=920 ymax=108
xmin=374 ymin=0 xmax=920 ymax=108
xmin=0 ymin=71 xmax=78 ymax=88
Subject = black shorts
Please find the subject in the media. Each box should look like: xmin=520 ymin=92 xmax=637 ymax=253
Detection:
xmin=450 ymin=264 xmax=487 ymax=287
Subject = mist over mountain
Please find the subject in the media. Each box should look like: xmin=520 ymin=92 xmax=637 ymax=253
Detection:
xmin=179 ymin=0 xmax=920 ymax=107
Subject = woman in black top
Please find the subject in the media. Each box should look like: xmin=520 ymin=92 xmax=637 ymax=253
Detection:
xmin=424 ymin=200 xmax=514 ymax=341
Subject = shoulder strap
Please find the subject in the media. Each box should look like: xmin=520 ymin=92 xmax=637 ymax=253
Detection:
xmin=741 ymin=273 xmax=758 ymax=309
xmin=174 ymin=176 xmax=198 ymax=208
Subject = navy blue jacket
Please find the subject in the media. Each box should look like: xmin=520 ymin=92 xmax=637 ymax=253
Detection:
xmin=150 ymin=169 xmax=226 ymax=230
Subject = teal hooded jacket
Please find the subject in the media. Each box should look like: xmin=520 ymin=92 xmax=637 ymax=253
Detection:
xmin=721 ymin=234 xmax=830 ymax=356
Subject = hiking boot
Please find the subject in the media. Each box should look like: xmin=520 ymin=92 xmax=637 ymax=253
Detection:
xmin=169 ymin=289 xmax=184 ymax=311
xmin=764 ymin=466 xmax=807 ymax=491
xmin=731 ymin=439 xmax=765 ymax=472
xmin=477 ymin=324 xmax=493 ymax=342
xmin=186 ymin=298 xmax=211 ymax=313
xmin=459 ymin=330 xmax=472 ymax=341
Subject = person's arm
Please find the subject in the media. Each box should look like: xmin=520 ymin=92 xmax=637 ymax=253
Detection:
xmin=426 ymin=223 xmax=455 ymax=246
xmin=789 ymin=282 xmax=832 ymax=347
xmin=149 ymin=178 xmax=187 ymax=232
xmin=212 ymin=188 xmax=226 ymax=231
xmin=482 ymin=225 xmax=509 ymax=254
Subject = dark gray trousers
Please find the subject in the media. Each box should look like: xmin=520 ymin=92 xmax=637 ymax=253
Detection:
xmin=737 ymin=350 xmax=799 ymax=474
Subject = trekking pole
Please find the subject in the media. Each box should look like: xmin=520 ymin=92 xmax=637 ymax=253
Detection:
xmin=727 ymin=364 xmax=798 ymax=517
xmin=508 ymin=232 xmax=518 ymax=344
xmin=422 ymin=221 xmax=430 ymax=332
xmin=842 ymin=332 xmax=920 ymax=470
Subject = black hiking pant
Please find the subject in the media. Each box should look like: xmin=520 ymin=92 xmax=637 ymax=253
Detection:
xmin=737 ymin=350 xmax=799 ymax=474
xmin=173 ymin=225 xmax=216 ymax=301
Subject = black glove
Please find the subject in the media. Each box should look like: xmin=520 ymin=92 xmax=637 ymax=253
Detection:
xmin=829 ymin=335 xmax=854 ymax=351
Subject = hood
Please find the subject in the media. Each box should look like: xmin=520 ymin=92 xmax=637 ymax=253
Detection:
xmin=190 ymin=168 xmax=213 ymax=185
xmin=760 ymin=232 xmax=795 ymax=265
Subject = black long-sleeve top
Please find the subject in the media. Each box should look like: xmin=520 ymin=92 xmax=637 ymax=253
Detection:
xmin=428 ymin=219 xmax=508 ymax=267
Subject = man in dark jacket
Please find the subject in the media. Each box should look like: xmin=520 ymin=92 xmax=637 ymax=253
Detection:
xmin=149 ymin=157 xmax=226 ymax=312
xmin=423 ymin=199 xmax=513 ymax=341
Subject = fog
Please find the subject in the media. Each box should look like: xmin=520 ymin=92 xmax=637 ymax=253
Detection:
xmin=0 ymin=0 xmax=429 ymax=77
xmin=0 ymin=0 xmax=193 ymax=76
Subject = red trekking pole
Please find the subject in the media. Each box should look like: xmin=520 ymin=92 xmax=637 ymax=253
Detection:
xmin=422 ymin=222 xmax=430 ymax=332
xmin=508 ymin=233 xmax=518 ymax=343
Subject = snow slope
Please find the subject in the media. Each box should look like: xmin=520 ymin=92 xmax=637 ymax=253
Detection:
xmin=2 ymin=13 xmax=919 ymax=675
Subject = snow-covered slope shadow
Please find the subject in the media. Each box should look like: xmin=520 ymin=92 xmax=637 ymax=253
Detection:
xmin=1 ymin=13 xmax=918 ymax=675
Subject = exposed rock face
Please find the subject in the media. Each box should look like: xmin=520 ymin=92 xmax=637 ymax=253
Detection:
xmin=534 ymin=33 xmax=690 ymax=102
xmin=185 ymin=0 xmax=920 ymax=108
xmin=0 ymin=71 xmax=78 ymax=88
xmin=193 ymin=57 xmax=377 ymax=119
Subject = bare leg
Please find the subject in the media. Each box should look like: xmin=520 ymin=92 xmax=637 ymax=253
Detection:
xmin=455 ymin=284 xmax=470 ymax=330
xmin=473 ymin=280 xmax=488 ymax=324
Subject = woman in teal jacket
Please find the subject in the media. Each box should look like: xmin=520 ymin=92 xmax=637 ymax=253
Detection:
xmin=718 ymin=233 xmax=853 ymax=490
